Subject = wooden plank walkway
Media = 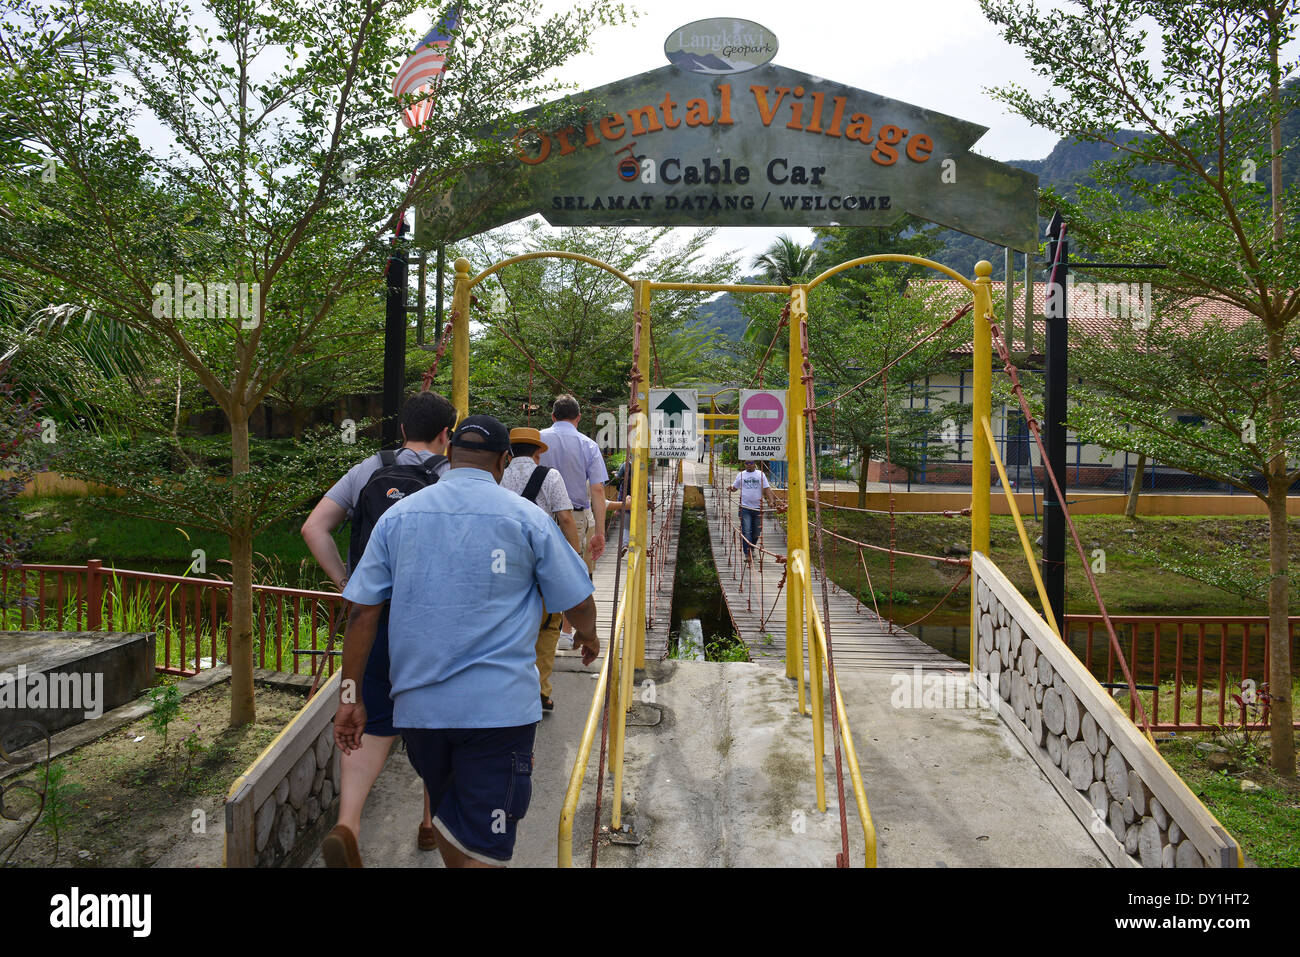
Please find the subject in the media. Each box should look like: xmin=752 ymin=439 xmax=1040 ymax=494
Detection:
xmin=699 ymin=479 xmax=962 ymax=673
xmin=554 ymin=472 xmax=684 ymax=667
xmin=644 ymin=476 xmax=685 ymax=661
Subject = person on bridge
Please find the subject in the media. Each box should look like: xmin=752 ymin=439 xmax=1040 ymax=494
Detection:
xmin=302 ymin=390 xmax=454 ymax=860
xmin=501 ymin=426 xmax=581 ymax=714
xmin=728 ymin=460 xmax=781 ymax=563
xmin=538 ymin=394 xmax=609 ymax=576
xmin=331 ymin=414 xmax=599 ymax=868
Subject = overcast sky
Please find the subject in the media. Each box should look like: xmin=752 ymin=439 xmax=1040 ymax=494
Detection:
xmin=524 ymin=0 xmax=1065 ymax=265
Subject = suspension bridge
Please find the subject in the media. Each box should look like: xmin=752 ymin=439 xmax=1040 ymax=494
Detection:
xmin=270 ymin=252 xmax=1247 ymax=870
xmin=698 ymin=460 xmax=963 ymax=673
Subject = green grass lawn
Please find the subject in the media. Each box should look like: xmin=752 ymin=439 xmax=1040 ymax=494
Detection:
xmin=807 ymin=511 xmax=1296 ymax=619
xmin=19 ymin=495 xmax=346 ymax=589
xmin=1156 ymin=736 xmax=1300 ymax=867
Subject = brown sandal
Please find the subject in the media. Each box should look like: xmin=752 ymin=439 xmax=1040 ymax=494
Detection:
xmin=322 ymin=824 xmax=363 ymax=868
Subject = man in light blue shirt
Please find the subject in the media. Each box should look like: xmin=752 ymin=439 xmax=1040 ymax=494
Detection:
xmin=539 ymin=394 xmax=609 ymax=574
xmin=331 ymin=414 xmax=598 ymax=868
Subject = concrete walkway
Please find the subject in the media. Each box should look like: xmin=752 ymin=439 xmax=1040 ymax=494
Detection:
xmin=590 ymin=660 xmax=1107 ymax=868
xmin=306 ymin=661 xmax=605 ymax=868
xmin=303 ymin=460 xmax=1107 ymax=868
xmin=317 ymin=657 xmax=1107 ymax=868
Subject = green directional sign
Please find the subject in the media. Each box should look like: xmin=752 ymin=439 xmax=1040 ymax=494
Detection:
xmin=655 ymin=391 xmax=692 ymax=421
xmin=416 ymin=63 xmax=1037 ymax=251
xmin=649 ymin=388 xmax=697 ymax=458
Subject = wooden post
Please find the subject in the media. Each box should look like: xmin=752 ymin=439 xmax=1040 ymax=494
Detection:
xmin=1023 ymin=251 xmax=1035 ymax=354
xmin=1004 ymin=246 xmax=1015 ymax=352
xmin=87 ymin=559 xmax=103 ymax=631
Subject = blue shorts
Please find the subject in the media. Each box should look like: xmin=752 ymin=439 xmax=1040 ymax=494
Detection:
xmin=401 ymin=724 xmax=536 ymax=865
xmin=361 ymin=605 xmax=397 ymax=737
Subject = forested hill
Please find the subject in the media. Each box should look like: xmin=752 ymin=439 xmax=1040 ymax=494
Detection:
xmin=931 ymin=130 xmax=1154 ymax=279
xmin=932 ymin=88 xmax=1300 ymax=279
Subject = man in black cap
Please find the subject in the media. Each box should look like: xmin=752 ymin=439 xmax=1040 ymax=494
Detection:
xmin=329 ymin=414 xmax=599 ymax=867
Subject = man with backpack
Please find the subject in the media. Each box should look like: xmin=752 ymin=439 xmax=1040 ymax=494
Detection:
xmin=500 ymin=427 xmax=581 ymax=713
xmin=301 ymin=390 xmax=456 ymax=863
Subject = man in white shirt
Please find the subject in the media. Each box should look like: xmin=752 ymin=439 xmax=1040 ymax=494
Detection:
xmin=538 ymin=394 xmax=609 ymax=575
xmin=728 ymin=461 xmax=781 ymax=563
xmin=501 ymin=427 xmax=583 ymax=712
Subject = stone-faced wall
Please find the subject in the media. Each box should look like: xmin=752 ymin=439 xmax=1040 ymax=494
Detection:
xmin=971 ymin=553 xmax=1240 ymax=868
xmin=224 ymin=671 xmax=341 ymax=867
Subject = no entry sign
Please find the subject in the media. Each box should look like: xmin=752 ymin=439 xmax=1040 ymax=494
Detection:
xmin=739 ymin=389 xmax=786 ymax=460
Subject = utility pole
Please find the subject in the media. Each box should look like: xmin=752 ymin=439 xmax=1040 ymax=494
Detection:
xmin=1042 ymin=212 xmax=1068 ymax=633
xmin=382 ymin=217 xmax=410 ymax=448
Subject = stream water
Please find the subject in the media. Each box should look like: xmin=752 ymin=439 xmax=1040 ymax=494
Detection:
xmin=667 ymin=507 xmax=736 ymax=647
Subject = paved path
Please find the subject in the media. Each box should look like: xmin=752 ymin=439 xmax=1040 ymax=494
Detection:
xmin=566 ymin=660 xmax=1109 ymax=868
xmin=304 ymin=460 xmax=1109 ymax=868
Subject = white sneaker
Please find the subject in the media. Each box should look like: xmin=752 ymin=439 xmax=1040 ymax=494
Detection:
xmin=558 ymin=629 xmax=576 ymax=650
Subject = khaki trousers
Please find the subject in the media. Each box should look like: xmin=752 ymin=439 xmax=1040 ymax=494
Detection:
xmin=535 ymin=604 xmax=564 ymax=699
xmin=571 ymin=507 xmax=596 ymax=575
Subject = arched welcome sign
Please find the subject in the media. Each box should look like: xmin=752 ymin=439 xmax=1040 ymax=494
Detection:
xmin=416 ymin=60 xmax=1037 ymax=250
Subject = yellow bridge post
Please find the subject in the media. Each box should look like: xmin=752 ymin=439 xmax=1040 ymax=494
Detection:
xmin=612 ymin=280 xmax=652 ymax=830
xmin=708 ymin=397 xmax=717 ymax=485
xmin=786 ymin=287 xmax=809 ymax=719
xmin=970 ymin=261 xmax=994 ymax=673
xmin=450 ymin=257 xmax=472 ymax=423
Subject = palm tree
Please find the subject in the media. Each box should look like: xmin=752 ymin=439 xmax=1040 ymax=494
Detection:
xmin=750 ymin=235 xmax=817 ymax=285
xmin=743 ymin=236 xmax=818 ymax=361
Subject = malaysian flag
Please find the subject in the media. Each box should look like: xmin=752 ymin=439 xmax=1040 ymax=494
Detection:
xmin=393 ymin=6 xmax=460 ymax=130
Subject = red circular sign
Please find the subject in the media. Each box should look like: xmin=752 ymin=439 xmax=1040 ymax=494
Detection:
xmin=741 ymin=391 xmax=784 ymax=435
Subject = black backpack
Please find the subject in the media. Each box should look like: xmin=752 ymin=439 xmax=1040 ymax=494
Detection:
xmin=521 ymin=465 xmax=552 ymax=505
xmin=347 ymin=450 xmax=447 ymax=568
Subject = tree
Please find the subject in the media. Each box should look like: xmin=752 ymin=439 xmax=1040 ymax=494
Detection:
xmin=982 ymin=0 xmax=1300 ymax=774
xmin=0 ymin=0 xmax=626 ymax=726
xmin=751 ymin=235 xmax=818 ymax=285
xmin=0 ymin=362 xmax=52 ymax=579
xmin=739 ymin=236 xmax=819 ymax=371
xmin=813 ymin=275 xmax=970 ymax=505
xmin=813 ymin=215 xmax=945 ymax=286
xmin=260 ymin=284 xmax=387 ymax=439
xmin=1 ymin=295 xmax=156 ymax=434
xmin=460 ymin=223 xmax=739 ymax=432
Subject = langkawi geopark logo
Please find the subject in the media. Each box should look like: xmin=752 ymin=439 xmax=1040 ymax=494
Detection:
xmin=664 ymin=18 xmax=778 ymax=75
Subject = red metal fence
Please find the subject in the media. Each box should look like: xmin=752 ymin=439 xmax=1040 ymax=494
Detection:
xmin=1 ymin=560 xmax=347 ymax=677
xmin=4 ymin=562 xmax=1296 ymax=734
xmin=1065 ymin=614 xmax=1299 ymax=732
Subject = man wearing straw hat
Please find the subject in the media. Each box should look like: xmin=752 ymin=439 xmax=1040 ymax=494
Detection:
xmin=501 ymin=426 xmax=581 ymax=713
